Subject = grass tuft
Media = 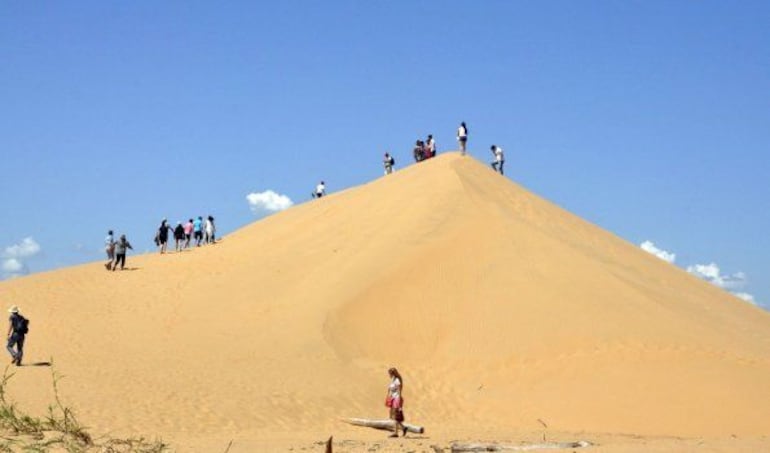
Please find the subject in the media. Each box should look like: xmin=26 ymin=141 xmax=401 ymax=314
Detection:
xmin=0 ymin=363 xmax=168 ymax=452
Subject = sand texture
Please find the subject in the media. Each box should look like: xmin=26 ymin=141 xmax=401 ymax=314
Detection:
xmin=2 ymin=153 xmax=770 ymax=451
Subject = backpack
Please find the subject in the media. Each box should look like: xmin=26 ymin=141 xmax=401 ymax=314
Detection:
xmin=14 ymin=315 xmax=29 ymax=335
xmin=390 ymin=156 xmax=395 ymax=166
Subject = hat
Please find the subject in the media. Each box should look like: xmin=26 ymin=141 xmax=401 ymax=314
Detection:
xmin=8 ymin=305 xmax=19 ymax=314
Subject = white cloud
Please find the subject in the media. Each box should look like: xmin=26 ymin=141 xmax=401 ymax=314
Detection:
xmin=686 ymin=262 xmax=757 ymax=305
xmin=733 ymin=292 xmax=757 ymax=305
xmin=640 ymin=240 xmax=676 ymax=263
xmin=2 ymin=237 xmax=41 ymax=280
xmin=246 ymin=190 xmax=293 ymax=214
xmin=4 ymin=237 xmax=41 ymax=259
xmin=640 ymin=240 xmax=759 ymax=306
xmin=2 ymin=258 xmax=24 ymax=273
xmin=686 ymin=263 xmax=747 ymax=290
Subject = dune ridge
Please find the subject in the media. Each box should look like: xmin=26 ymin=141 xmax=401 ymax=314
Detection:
xmin=2 ymin=152 xmax=770 ymax=451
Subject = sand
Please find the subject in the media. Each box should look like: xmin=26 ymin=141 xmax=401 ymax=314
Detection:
xmin=2 ymin=153 xmax=769 ymax=451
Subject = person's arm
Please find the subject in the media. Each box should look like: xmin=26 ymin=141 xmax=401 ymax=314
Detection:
xmin=7 ymin=318 xmax=12 ymax=338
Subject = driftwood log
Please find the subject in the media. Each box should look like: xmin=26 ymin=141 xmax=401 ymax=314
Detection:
xmin=450 ymin=440 xmax=592 ymax=452
xmin=344 ymin=418 xmax=425 ymax=434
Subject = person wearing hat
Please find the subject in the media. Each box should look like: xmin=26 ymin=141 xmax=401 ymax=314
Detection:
xmin=6 ymin=305 xmax=27 ymax=366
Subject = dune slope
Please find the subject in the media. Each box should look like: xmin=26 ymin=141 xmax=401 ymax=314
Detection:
xmin=3 ymin=153 xmax=770 ymax=446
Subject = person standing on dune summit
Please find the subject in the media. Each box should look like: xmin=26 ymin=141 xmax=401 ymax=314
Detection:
xmin=426 ymin=134 xmax=436 ymax=158
xmin=457 ymin=122 xmax=468 ymax=155
xmin=385 ymin=367 xmax=406 ymax=438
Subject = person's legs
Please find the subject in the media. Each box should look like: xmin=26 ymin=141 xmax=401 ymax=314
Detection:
xmin=113 ymin=253 xmax=125 ymax=270
xmin=460 ymin=138 xmax=467 ymax=155
xmin=7 ymin=336 xmax=17 ymax=363
xmin=389 ymin=407 xmax=398 ymax=437
xmin=499 ymin=160 xmax=504 ymax=175
xmin=14 ymin=336 xmax=23 ymax=365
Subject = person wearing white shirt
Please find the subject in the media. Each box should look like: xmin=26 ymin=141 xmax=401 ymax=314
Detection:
xmin=384 ymin=153 xmax=395 ymax=175
xmin=385 ymin=367 xmax=406 ymax=437
xmin=313 ymin=181 xmax=326 ymax=198
xmin=490 ymin=144 xmax=505 ymax=175
xmin=104 ymin=230 xmax=115 ymax=270
xmin=457 ymin=122 xmax=468 ymax=155
xmin=426 ymin=134 xmax=436 ymax=158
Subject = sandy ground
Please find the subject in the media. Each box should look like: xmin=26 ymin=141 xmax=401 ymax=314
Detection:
xmin=2 ymin=153 xmax=770 ymax=451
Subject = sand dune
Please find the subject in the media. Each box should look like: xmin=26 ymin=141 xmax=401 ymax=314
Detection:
xmin=2 ymin=152 xmax=770 ymax=451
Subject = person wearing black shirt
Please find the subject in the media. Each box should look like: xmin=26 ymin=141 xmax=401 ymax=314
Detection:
xmin=6 ymin=305 xmax=26 ymax=366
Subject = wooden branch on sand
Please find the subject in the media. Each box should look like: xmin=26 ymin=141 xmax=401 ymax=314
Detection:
xmin=344 ymin=418 xmax=425 ymax=434
xmin=450 ymin=440 xmax=592 ymax=452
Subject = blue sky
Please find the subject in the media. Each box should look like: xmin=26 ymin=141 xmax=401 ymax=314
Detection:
xmin=1 ymin=1 xmax=768 ymax=306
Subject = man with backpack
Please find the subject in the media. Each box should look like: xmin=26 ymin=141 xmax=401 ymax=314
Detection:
xmin=384 ymin=152 xmax=395 ymax=175
xmin=6 ymin=305 xmax=28 ymax=366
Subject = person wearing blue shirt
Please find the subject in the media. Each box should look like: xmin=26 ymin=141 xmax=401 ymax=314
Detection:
xmin=193 ymin=216 xmax=204 ymax=246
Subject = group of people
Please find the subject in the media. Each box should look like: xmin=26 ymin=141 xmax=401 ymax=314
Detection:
xmin=381 ymin=121 xmax=504 ymax=176
xmin=103 ymin=215 xmax=217 ymax=271
xmin=155 ymin=216 xmax=217 ymax=254
xmin=104 ymin=231 xmax=133 ymax=271
xmin=412 ymin=134 xmax=437 ymax=162
xmin=313 ymin=122 xmax=503 ymax=198
xmin=5 ymin=297 xmax=410 ymax=440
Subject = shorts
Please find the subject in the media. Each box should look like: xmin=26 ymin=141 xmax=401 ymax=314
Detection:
xmin=386 ymin=396 xmax=402 ymax=409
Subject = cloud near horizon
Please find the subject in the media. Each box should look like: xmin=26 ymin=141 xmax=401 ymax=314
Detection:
xmin=686 ymin=263 xmax=748 ymax=291
xmin=2 ymin=237 xmax=41 ymax=279
xmin=246 ymin=190 xmax=293 ymax=214
xmin=640 ymin=241 xmax=676 ymax=263
xmin=640 ymin=239 xmax=758 ymax=306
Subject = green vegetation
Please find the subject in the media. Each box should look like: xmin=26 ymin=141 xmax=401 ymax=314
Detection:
xmin=0 ymin=364 xmax=168 ymax=452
